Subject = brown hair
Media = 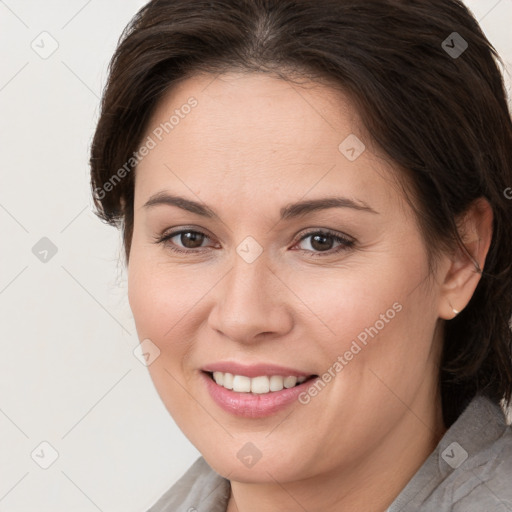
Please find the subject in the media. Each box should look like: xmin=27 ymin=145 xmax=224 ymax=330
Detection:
xmin=90 ymin=0 xmax=512 ymax=426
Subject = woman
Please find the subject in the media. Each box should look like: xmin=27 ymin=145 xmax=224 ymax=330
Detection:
xmin=90 ymin=0 xmax=512 ymax=510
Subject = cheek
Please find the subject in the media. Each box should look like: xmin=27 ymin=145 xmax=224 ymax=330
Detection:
xmin=127 ymin=250 xmax=205 ymax=420
xmin=292 ymin=254 xmax=436 ymax=376
xmin=127 ymin=245 xmax=208 ymax=340
xmin=127 ymin=246 xmax=225 ymax=389
xmin=289 ymin=266 xmax=403 ymax=343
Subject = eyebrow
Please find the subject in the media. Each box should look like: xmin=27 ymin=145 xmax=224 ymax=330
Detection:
xmin=143 ymin=191 xmax=379 ymax=219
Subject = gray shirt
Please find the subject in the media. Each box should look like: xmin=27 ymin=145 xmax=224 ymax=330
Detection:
xmin=147 ymin=394 xmax=512 ymax=511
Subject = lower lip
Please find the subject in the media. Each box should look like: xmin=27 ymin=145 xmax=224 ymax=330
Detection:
xmin=201 ymin=371 xmax=318 ymax=418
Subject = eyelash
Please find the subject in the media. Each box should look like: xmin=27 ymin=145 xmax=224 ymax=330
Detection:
xmin=153 ymin=227 xmax=355 ymax=258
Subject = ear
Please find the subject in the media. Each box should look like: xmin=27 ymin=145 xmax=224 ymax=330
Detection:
xmin=438 ymin=197 xmax=493 ymax=320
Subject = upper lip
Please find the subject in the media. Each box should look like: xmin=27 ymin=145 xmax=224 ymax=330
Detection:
xmin=201 ymin=361 xmax=315 ymax=378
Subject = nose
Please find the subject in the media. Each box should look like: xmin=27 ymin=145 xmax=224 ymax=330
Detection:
xmin=207 ymin=254 xmax=294 ymax=345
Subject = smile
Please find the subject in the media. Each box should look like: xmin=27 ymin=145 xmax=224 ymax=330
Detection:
xmin=201 ymin=370 xmax=320 ymax=418
xmin=208 ymin=371 xmax=315 ymax=394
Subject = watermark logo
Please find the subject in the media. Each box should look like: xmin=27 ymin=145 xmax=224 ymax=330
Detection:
xmin=339 ymin=134 xmax=366 ymax=162
xmin=31 ymin=31 xmax=59 ymax=59
xmin=32 ymin=237 xmax=58 ymax=263
xmin=31 ymin=441 xmax=59 ymax=469
xmin=237 ymin=442 xmax=262 ymax=468
xmin=133 ymin=338 xmax=161 ymax=366
xmin=236 ymin=236 xmax=264 ymax=264
xmin=441 ymin=441 xmax=468 ymax=469
xmin=442 ymin=32 xmax=468 ymax=59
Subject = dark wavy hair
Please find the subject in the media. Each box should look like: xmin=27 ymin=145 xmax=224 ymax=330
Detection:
xmin=89 ymin=0 xmax=512 ymax=427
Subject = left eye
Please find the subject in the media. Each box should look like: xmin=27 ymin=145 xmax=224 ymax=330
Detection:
xmin=294 ymin=230 xmax=354 ymax=255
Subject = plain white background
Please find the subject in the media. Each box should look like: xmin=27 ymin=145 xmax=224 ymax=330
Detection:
xmin=0 ymin=1 xmax=511 ymax=510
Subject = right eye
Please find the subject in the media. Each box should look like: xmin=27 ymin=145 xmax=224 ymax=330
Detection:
xmin=154 ymin=229 xmax=215 ymax=254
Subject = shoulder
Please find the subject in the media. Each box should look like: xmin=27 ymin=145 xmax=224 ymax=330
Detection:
xmin=146 ymin=456 xmax=230 ymax=512
xmin=449 ymin=417 xmax=512 ymax=511
xmin=390 ymin=395 xmax=512 ymax=512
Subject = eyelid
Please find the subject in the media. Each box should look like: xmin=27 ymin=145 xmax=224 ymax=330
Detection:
xmin=157 ymin=225 xmax=212 ymax=239
xmin=295 ymin=227 xmax=354 ymax=244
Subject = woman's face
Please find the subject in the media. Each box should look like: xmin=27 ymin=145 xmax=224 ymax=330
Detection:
xmin=128 ymin=72 xmax=447 ymax=483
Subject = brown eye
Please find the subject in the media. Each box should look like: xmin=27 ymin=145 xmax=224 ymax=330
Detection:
xmin=309 ymin=233 xmax=335 ymax=251
xmin=295 ymin=229 xmax=355 ymax=257
xmin=155 ymin=229 xmax=212 ymax=254
xmin=177 ymin=231 xmax=206 ymax=249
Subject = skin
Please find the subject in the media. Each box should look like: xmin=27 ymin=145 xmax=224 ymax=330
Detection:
xmin=127 ymin=72 xmax=493 ymax=512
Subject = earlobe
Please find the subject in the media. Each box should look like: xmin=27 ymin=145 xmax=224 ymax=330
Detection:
xmin=438 ymin=197 xmax=493 ymax=320
xmin=447 ymin=300 xmax=460 ymax=319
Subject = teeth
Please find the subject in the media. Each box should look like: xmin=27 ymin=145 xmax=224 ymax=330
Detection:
xmin=211 ymin=371 xmax=309 ymax=394
xmin=233 ymin=375 xmax=251 ymax=392
xmin=222 ymin=372 xmax=233 ymax=389
xmin=269 ymin=375 xmax=284 ymax=391
xmin=284 ymin=376 xmax=297 ymax=388
xmin=251 ymin=376 xmax=270 ymax=393
xmin=213 ymin=371 xmax=224 ymax=386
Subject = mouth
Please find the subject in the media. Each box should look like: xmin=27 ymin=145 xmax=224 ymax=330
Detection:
xmin=202 ymin=370 xmax=318 ymax=395
xmin=199 ymin=360 xmax=321 ymax=417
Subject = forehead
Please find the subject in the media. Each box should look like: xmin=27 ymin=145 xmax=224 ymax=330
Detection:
xmin=146 ymin=71 xmax=359 ymax=151
xmin=134 ymin=72 xmax=402 ymax=214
